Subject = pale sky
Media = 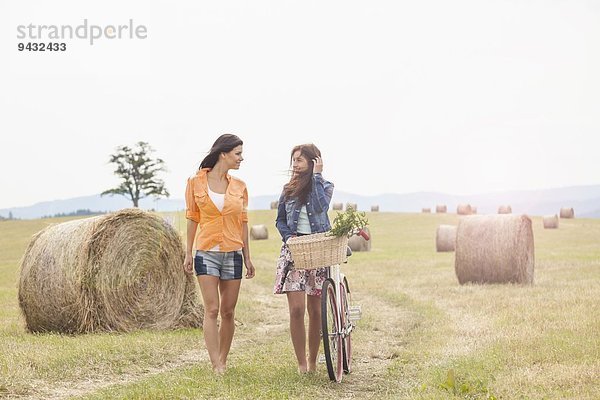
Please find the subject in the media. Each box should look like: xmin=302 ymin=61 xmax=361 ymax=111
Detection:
xmin=1 ymin=1 xmax=599 ymax=209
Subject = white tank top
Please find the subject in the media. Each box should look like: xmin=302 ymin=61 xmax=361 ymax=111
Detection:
xmin=208 ymin=185 xmax=225 ymax=212
xmin=208 ymin=185 xmax=225 ymax=251
xmin=297 ymin=205 xmax=311 ymax=234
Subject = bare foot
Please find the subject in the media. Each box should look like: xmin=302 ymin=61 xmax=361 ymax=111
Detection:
xmin=307 ymin=362 xmax=317 ymax=373
xmin=297 ymin=365 xmax=308 ymax=374
xmin=213 ymin=363 xmax=226 ymax=375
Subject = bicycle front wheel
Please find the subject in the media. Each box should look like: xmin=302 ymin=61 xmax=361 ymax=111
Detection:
xmin=321 ymin=278 xmax=343 ymax=382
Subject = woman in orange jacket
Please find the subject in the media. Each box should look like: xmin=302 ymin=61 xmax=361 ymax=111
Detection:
xmin=184 ymin=134 xmax=255 ymax=374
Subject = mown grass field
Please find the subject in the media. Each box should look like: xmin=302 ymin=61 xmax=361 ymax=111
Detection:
xmin=1 ymin=210 xmax=599 ymax=399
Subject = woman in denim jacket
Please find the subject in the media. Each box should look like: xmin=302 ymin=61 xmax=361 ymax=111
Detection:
xmin=273 ymin=143 xmax=334 ymax=373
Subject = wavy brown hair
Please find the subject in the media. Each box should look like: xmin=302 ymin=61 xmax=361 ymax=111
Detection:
xmin=199 ymin=134 xmax=243 ymax=169
xmin=283 ymin=144 xmax=322 ymax=204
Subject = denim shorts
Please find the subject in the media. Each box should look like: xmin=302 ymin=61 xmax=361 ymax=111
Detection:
xmin=194 ymin=250 xmax=243 ymax=280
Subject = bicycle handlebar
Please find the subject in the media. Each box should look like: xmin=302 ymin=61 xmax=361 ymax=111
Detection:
xmin=357 ymin=229 xmax=370 ymax=241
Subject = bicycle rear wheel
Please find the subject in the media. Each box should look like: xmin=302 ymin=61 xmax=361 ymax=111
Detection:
xmin=321 ymin=278 xmax=343 ymax=382
xmin=341 ymin=277 xmax=352 ymax=374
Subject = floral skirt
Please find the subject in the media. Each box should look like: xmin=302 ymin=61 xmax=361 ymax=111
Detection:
xmin=273 ymin=244 xmax=327 ymax=297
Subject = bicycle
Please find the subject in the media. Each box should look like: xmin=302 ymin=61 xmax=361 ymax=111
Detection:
xmin=286 ymin=227 xmax=369 ymax=383
xmin=321 ymin=230 xmax=369 ymax=382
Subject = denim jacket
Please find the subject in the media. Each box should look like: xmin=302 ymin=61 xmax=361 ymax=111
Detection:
xmin=275 ymin=173 xmax=334 ymax=243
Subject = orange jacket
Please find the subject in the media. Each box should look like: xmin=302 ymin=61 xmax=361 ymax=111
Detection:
xmin=185 ymin=168 xmax=249 ymax=252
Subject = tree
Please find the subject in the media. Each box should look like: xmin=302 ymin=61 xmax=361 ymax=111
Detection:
xmin=102 ymin=141 xmax=170 ymax=207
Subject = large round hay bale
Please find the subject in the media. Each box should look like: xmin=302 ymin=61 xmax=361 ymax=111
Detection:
xmin=270 ymin=201 xmax=279 ymax=210
xmin=18 ymin=209 xmax=202 ymax=333
xmin=498 ymin=205 xmax=512 ymax=214
xmin=436 ymin=225 xmax=457 ymax=252
xmin=250 ymin=224 xmax=268 ymax=240
xmin=371 ymin=205 xmax=379 ymax=212
xmin=346 ymin=203 xmax=358 ymax=211
xmin=559 ymin=207 xmax=574 ymax=219
xmin=436 ymin=205 xmax=447 ymax=213
xmin=422 ymin=208 xmax=431 ymax=213
xmin=457 ymin=204 xmax=472 ymax=215
xmin=332 ymin=203 xmax=343 ymax=211
xmin=543 ymin=215 xmax=559 ymax=229
xmin=348 ymin=227 xmax=371 ymax=252
xmin=455 ymin=215 xmax=534 ymax=285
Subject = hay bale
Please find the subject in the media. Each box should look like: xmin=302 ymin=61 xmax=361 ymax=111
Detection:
xmin=559 ymin=207 xmax=574 ymax=219
xmin=422 ymin=208 xmax=431 ymax=213
xmin=543 ymin=215 xmax=559 ymax=229
xmin=457 ymin=204 xmax=472 ymax=215
xmin=270 ymin=201 xmax=279 ymax=210
xmin=18 ymin=209 xmax=202 ymax=333
xmin=250 ymin=224 xmax=268 ymax=240
xmin=332 ymin=203 xmax=343 ymax=211
xmin=346 ymin=203 xmax=358 ymax=211
xmin=455 ymin=215 xmax=534 ymax=285
xmin=348 ymin=227 xmax=371 ymax=252
xmin=436 ymin=225 xmax=457 ymax=252
xmin=436 ymin=205 xmax=447 ymax=213
xmin=498 ymin=205 xmax=512 ymax=214
xmin=371 ymin=205 xmax=379 ymax=212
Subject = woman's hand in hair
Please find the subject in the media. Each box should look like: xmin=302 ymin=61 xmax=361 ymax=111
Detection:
xmin=313 ymin=157 xmax=323 ymax=174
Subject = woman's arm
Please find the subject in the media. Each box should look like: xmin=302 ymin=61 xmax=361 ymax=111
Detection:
xmin=275 ymin=193 xmax=294 ymax=242
xmin=312 ymin=173 xmax=334 ymax=213
xmin=241 ymin=222 xmax=255 ymax=278
xmin=183 ymin=219 xmax=198 ymax=274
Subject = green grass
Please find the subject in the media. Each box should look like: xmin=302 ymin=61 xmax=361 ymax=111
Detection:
xmin=0 ymin=211 xmax=598 ymax=399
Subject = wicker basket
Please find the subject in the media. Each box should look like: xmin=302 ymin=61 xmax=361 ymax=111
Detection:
xmin=286 ymin=232 xmax=349 ymax=270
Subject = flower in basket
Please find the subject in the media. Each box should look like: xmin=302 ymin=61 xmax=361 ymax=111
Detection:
xmin=327 ymin=208 xmax=369 ymax=239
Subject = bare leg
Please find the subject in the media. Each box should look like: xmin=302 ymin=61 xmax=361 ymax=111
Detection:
xmin=286 ymin=291 xmax=308 ymax=372
xmin=218 ymin=279 xmax=242 ymax=372
xmin=197 ymin=275 xmax=223 ymax=372
xmin=306 ymin=294 xmax=322 ymax=372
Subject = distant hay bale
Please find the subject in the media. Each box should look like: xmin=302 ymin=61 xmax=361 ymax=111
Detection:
xmin=498 ymin=205 xmax=512 ymax=214
xmin=332 ymin=203 xmax=343 ymax=211
xmin=250 ymin=224 xmax=268 ymax=240
xmin=346 ymin=203 xmax=358 ymax=211
xmin=455 ymin=215 xmax=534 ymax=285
xmin=348 ymin=227 xmax=371 ymax=252
xmin=270 ymin=201 xmax=279 ymax=210
xmin=436 ymin=205 xmax=447 ymax=213
xmin=18 ymin=209 xmax=202 ymax=333
xmin=422 ymin=208 xmax=431 ymax=213
xmin=471 ymin=207 xmax=477 ymax=214
xmin=543 ymin=215 xmax=559 ymax=229
xmin=371 ymin=205 xmax=379 ymax=212
xmin=457 ymin=204 xmax=472 ymax=215
xmin=559 ymin=207 xmax=574 ymax=219
xmin=436 ymin=225 xmax=457 ymax=252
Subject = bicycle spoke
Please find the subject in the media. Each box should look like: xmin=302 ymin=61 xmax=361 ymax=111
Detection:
xmin=341 ymin=278 xmax=352 ymax=374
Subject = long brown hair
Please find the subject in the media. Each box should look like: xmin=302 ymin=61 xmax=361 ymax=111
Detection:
xmin=283 ymin=144 xmax=322 ymax=204
xmin=200 ymin=134 xmax=243 ymax=169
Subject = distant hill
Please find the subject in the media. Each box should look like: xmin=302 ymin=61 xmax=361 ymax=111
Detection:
xmin=328 ymin=186 xmax=600 ymax=218
xmin=1 ymin=185 xmax=599 ymax=219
